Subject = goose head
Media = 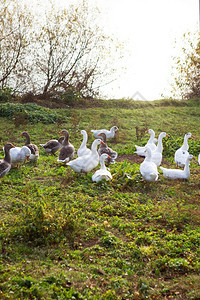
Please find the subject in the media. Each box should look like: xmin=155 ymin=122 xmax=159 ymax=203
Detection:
xmin=20 ymin=131 xmax=29 ymax=137
xmin=91 ymin=138 xmax=105 ymax=149
xmin=185 ymin=133 xmax=195 ymax=139
xmin=81 ymin=130 xmax=87 ymax=135
xmin=100 ymin=153 xmax=111 ymax=161
xmin=146 ymin=129 xmax=155 ymax=139
xmin=59 ymin=130 xmax=69 ymax=136
xmin=159 ymin=132 xmax=169 ymax=139
xmin=97 ymin=132 xmax=107 ymax=142
xmin=187 ymin=154 xmax=195 ymax=161
xmin=111 ymin=126 xmax=119 ymax=133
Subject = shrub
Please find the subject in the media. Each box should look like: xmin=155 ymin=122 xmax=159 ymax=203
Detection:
xmin=0 ymin=102 xmax=58 ymax=124
xmin=0 ymin=87 xmax=12 ymax=102
xmin=60 ymin=88 xmax=80 ymax=107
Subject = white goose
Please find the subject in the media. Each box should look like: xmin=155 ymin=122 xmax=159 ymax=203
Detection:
xmin=160 ymin=154 xmax=194 ymax=180
xmin=92 ymin=153 xmax=112 ymax=182
xmin=77 ymin=130 xmax=91 ymax=157
xmin=67 ymin=139 xmax=104 ymax=173
xmin=135 ymin=129 xmax=157 ymax=156
xmin=150 ymin=132 xmax=169 ymax=166
xmin=10 ymin=146 xmax=31 ymax=167
xmin=140 ymin=146 xmax=159 ymax=181
xmin=174 ymin=133 xmax=194 ymax=167
xmin=91 ymin=126 xmax=119 ymax=139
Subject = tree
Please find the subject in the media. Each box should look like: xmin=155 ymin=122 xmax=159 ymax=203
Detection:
xmin=1 ymin=0 xmax=122 ymax=99
xmin=172 ymin=32 xmax=200 ymax=99
xmin=31 ymin=1 xmax=120 ymax=98
xmin=0 ymin=0 xmax=32 ymax=89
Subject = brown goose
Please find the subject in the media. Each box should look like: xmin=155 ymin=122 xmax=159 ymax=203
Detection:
xmin=40 ymin=136 xmax=64 ymax=155
xmin=97 ymin=132 xmax=118 ymax=164
xmin=0 ymin=143 xmax=15 ymax=178
xmin=20 ymin=131 xmax=39 ymax=162
xmin=57 ymin=130 xmax=75 ymax=162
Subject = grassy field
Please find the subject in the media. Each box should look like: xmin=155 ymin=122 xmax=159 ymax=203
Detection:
xmin=0 ymin=99 xmax=200 ymax=299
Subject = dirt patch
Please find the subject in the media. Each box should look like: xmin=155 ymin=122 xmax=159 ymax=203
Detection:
xmin=116 ymin=154 xmax=171 ymax=166
xmin=116 ymin=154 xmax=144 ymax=164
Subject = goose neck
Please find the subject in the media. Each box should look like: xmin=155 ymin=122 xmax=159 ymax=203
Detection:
xmin=156 ymin=135 xmax=164 ymax=153
xmin=25 ymin=134 xmax=31 ymax=145
xmin=63 ymin=135 xmax=69 ymax=145
xmin=100 ymin=159 xmax=107 ymax=170
xmin=4 ymin=149 xmax=11 ymax=164
xmin=145 ymin=149 xmax=152 ymax=161
xmin=184 ymin=158 xmax=190 ymax=174
xmin=182 ymin=135 xmax=189 ymax=150
xmin=148 ymin=131 xmax=155 ymax=142
xmin=91 ymin=141 xmax=98 ymax=154
xmin=81 ymin=132 xmax=87 ymax=146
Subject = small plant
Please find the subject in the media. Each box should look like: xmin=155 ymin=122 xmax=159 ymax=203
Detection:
xmin=135 ymin=125 xmax=148 ymax=140
xmin=100 ymin=232 xmax=118 ymax=249
xmin=0 ymin=87 xmax=12 ymax=102
xmin=138 ymin=279 xmax=149 ymax=299
xmin=60 ymin=88 xmax=79 ymax=107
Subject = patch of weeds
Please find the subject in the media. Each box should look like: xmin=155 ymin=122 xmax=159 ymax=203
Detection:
xmin=100 ymin=289 xmax=119 ymax=300
xmin=138 ymin=279 xmax=149 ymax=299
xmin=100 ymin=232 xmax=120 ymax=249
xmin=12 ymin=201 xmax=85 ymax=248
xmin=111 ymin=161 xmax=140 ymax=191
xmin=152 ymin=256 xmax=192 ymax=277
xmin=0 ymin=102 xmax=58 ymax=124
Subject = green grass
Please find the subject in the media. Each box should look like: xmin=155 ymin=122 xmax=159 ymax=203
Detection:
xmin=0 ymin=99 xmax=200 ymax=299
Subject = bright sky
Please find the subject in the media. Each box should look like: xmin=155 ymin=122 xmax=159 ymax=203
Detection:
xmin=26 ymin=0 xmax=199 ymax=100
xmin=92 ymin=0 xmax=199 ymax=100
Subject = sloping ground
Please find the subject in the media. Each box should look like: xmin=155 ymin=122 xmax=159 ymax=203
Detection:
xmin=0 ymin=101 xmax=200 ymax=299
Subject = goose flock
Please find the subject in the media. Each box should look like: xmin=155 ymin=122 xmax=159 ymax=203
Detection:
xmin=0 ymin=126 xmax=197 ymax=183
xmin=138 ymin=130 xmax=196 ymax=181
xmin=0 ymin=127 xmax=118 ymax=182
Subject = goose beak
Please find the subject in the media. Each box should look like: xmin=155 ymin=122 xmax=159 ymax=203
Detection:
xmin=20 ymin=133 xmax=23 ymax=136
xmin=107 ymin=155 xmax=111 ymax=159
xmin=166 ymin=134 xmax=170 ymax=137
xmin=100 ymin=140 xmax=105 ymax=145
xmin=11 ymin=144 xmax=15 ymax=148
xmin=97 ymin=133 xmax=103 ymax=140
xmin=193 ymin=156 xmax=196 ymax=160
xmin=59 ymin=131 xmax=63 ymax=134
xmin=191 ymin=134 xmax=195 ymax=138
